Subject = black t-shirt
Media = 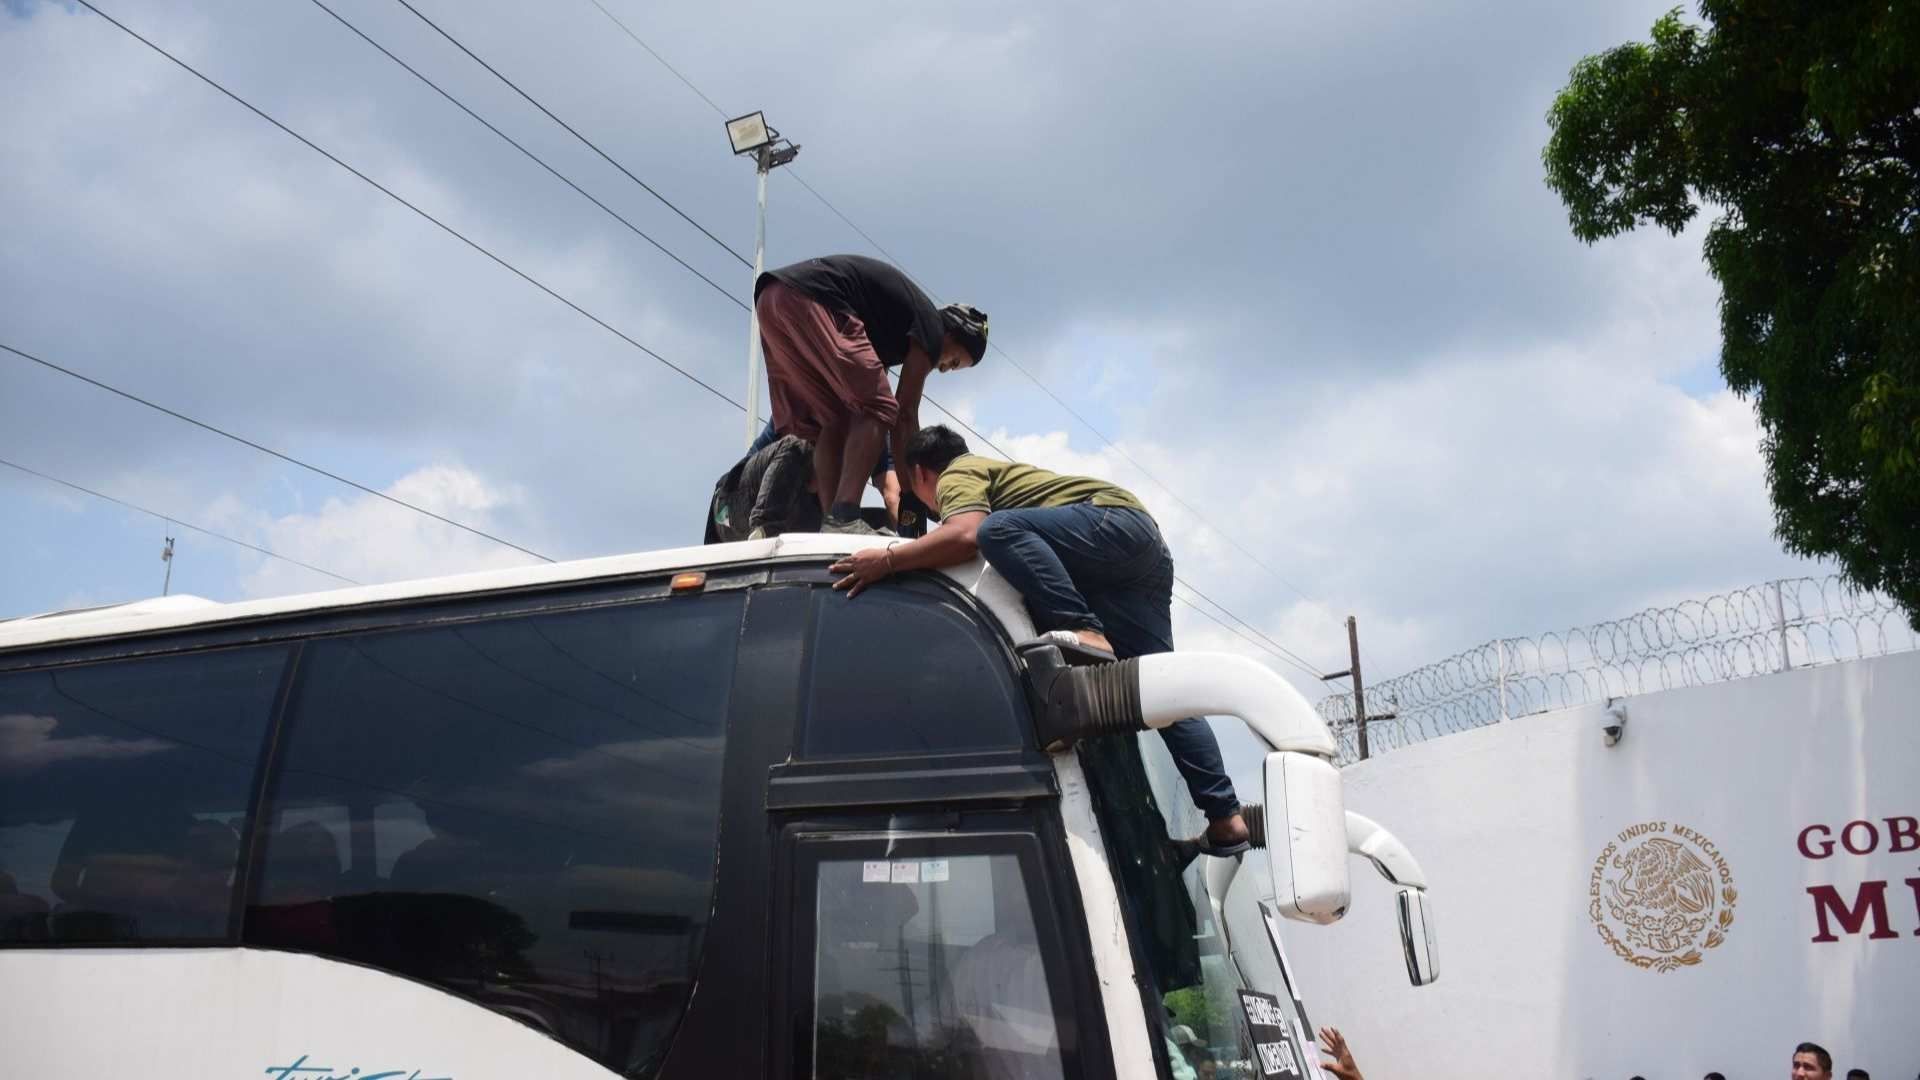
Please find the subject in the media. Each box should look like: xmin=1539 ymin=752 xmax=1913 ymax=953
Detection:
xmin=756 ymin=254 xmax=943 ymax=369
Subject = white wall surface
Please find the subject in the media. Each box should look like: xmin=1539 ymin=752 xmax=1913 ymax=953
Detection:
xmin=1281 ymin=650 xmax=1920 ymax=1080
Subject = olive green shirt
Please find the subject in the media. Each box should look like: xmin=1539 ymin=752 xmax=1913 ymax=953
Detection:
xmin=934 ymin=454 xmax=1149 ymax=519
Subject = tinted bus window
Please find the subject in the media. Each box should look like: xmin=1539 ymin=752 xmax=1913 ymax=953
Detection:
xmin=247 ymin=594 xmax=742 ymax=1075
xmin=805 ymin=847 xmax=1069 ymax=1080
xmin=0 ymin=647 xmax=288 ymax=944
xmin=804 ymin=584 xmax=1027 ymax=758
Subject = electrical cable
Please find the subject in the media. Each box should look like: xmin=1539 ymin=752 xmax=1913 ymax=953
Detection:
xmin=573 ymin=2 xmax=921 ymax=313
xmin=304 ymin=0 xmax=745 ymax=313
xmin=582 ymin=0 xmax=728 ymax=119
xmin=1172 ymin=583 xmax=1326 ymax=678
xmin=387 ymin=0 xmax=751 ymax=267
xmin=0 ymin=455 xmax=361 ymax=585
xmin=571 ymin=0 xmax=1337 ymax=656
xmin=68 ymin=0 xmax=743 ymax=426
xmin=1171 ymin=589 xmax=1325 ymax=682
xmin=70 ymin=0 xmax=1334 ymax=678
xmin=4 ymin=340 xmax=551 ymax=564
xmin=906 ymin=397 xmax=1323 ymax=679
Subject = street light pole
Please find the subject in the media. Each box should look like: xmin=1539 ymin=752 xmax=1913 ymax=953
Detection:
xmin=743 ymin=147 xmax=770 ymax=450
xmin=724 ymin=110 xmax=799 ymax=450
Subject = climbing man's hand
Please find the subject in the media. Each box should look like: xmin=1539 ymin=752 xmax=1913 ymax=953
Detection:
xmin=830 ymin=547 xmax=894 ymax=598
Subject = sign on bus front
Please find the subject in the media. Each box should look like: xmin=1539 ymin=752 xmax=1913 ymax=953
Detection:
xmin=1237 ymin=989 xmax=1307 ymax=1079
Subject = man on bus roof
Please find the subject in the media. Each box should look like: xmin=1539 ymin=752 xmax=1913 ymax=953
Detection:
xmin=754 ymin=254 xmax=988 ymax=535
xmin=830 ymin=424 xmax=1252 ymax=855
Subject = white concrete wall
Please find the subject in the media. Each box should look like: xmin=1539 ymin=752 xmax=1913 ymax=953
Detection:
xmin=1279 ymin=649 xmax=1920 ymax=1080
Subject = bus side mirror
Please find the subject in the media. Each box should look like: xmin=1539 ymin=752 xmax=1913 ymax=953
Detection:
xmin=1397 ymin=886 xmax=1439 ymax=986
xmin=1263 ymin=751 xmax=1350 ymax=924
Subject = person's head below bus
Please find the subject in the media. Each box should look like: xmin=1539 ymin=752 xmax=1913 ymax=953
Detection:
xmin=753 ymin=253 xmax=987 ymax=535
xmin=1844 ymin=1068 xmax=1868 ymax=1080
xmin=831 ymin=423 xmax=1253 ymax=855
xmin=1792 ymin=1042 xmax=1833 ymax=1080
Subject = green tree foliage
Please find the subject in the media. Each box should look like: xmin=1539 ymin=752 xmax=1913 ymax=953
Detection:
xmin=1164 ymin=985 xmax=1228 ymax=1040
xmin=1544 ymin=3 xmax=1920 ymax=626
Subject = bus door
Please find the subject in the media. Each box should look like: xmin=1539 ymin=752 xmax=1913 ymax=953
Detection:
xmin=773 ymin=816 xmax=1107 ymax=1080
xmin=752 ymin=572 xmax=1120 ymax=1078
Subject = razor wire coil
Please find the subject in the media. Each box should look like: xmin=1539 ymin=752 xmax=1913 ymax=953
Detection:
xmin=1316 ymin=576 xmax=1918 ymax=762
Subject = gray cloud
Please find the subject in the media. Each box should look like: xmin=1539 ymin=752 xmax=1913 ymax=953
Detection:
xmin=1 ymin=0 xmax=1824 ymax=701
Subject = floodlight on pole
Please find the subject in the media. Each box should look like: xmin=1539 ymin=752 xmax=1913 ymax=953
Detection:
xmin=725 ymin=111 xmax=801 ymax=449
xmin=725 ymin=111 xmax=771 ymax=155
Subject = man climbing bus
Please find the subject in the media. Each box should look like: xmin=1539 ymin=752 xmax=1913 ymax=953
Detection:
xmin=830 ymin=425 xmax=1251 ymax=854
xmin=755 ymin=254 xmax=988 ymax=534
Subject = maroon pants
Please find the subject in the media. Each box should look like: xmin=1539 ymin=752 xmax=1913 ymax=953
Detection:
xmin=756 ymin=281 xmax=899 ymax=440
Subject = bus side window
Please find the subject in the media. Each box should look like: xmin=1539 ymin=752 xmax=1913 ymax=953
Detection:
xmin=373 ymin=799 xmax=431 ymax=879
xmin=246 ymin=593 xmax=744 ymax=1076
xmin=802 ymin=584 xmax=1028 ymax=759
xmin=795 ymin=841 xmax=1077 ymax=1080
xmin=0 ymin=647 xmax=288 ymax=945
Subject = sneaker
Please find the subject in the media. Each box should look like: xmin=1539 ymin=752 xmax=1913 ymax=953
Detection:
xmin=821 ymin=516 xmax=880 ymax=536
xmin=1032 ymin=629 xmax=1116 ymax=664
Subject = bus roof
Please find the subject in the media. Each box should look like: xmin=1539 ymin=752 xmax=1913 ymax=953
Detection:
xmin=0 ymin=534 xmax=1032 ymax=653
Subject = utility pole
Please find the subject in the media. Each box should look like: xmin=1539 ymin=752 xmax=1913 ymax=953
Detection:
xmin=160 ymin=534 xmax=175 ymax=596
xmin=1346 ymin=616 xmax=1367 ymax=760
xmin=1321 ymin=615 xmax=1395 ymax=760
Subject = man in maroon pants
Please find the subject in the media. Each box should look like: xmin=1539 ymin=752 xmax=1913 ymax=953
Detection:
xmin=755 ymin=254 xmax=988 ymax=533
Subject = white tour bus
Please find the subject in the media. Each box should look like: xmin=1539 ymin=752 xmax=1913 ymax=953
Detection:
xmin=0 ymin=535 xmax=1435 ymax=1079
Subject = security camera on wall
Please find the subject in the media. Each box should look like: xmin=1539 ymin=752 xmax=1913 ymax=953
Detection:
xmin=1601 ymin=701 xmax=1628 ymax=747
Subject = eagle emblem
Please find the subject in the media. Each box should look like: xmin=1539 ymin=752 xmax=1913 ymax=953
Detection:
xmin=1589 ymin=823 xmax=1738 ymax=972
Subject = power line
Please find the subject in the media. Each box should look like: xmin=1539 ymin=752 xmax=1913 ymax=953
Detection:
xmin=387 ymin=0 xmax=751 ymax=268
xmin=1171 ymin=588 xmax=1325 ymax=682
xmin=75 ymin=0 xmax=1334 ymax=676
xmin=786 ymin=157 xmax=1325 ymax=608
xmin=582 ymin=0 xmax=728 ymax=119
xmin=789 ymin=173 xmax=916 ymax=270
xmin=902 ymin=395 xmax=1322 ymax=678
xmin=573 ymin=0 xmax=917 ymax=277
xmin=1171 ymin=582 xmax=1325 ymax=677
xmin=67 ymin=0 xmax=744 ymax=406
xmin=303 ymin=0 xmax=745 ymax=313
xmin=4 ymin=340 xmax=551 ymax=563
xmin=0 ymin=455 xmax=361 ymax=585
xmin=569 ymin=0 xmax=1335 ymax=653
xmin=797 ymin=209 xmax=1339 ymax=671
xmin=982 ymin=341 xmax=1322 ymax=605
xmin=565 ymin=0 xmax=1008 ymax=522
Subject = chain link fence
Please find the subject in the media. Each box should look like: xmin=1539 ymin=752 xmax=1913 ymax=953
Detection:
xmin=1316 ymin=576 xmax=1918 ymax=762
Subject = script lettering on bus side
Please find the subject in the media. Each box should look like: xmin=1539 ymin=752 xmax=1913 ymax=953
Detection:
xmin=264 ymin=1053 xmax=451 ymax=1080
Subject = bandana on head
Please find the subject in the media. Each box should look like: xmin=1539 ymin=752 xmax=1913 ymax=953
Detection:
xmin=941 ymin=303 xmax=989 ymax=363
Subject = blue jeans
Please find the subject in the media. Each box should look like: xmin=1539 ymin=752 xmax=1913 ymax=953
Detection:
xmin=976 ymin=504 xmax=1241 ymax=822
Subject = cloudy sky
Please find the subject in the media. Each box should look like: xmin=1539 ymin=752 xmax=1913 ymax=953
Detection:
xmin=0 ymin=0 xmax=1825 ymax=708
